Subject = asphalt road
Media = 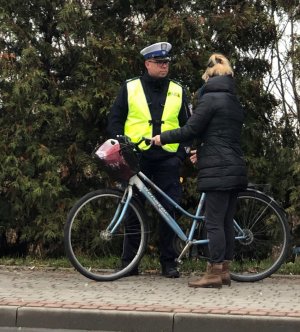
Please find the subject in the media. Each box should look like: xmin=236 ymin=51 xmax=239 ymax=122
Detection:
xmin=0 ymin=329 xmax=114 ymax=332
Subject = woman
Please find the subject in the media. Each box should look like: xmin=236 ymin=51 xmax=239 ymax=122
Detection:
xmin=151 ymin=53 xmax=248 ymax=288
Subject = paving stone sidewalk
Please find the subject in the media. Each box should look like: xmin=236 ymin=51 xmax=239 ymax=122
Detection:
xmin=1 ymin=266 xmax=300 ymax=331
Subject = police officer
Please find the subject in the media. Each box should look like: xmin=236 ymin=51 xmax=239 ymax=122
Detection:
xmin=107 ymin=42 xmax=190 ymax=278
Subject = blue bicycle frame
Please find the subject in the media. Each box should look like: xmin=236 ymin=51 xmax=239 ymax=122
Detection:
xmin=107 ymin=171 xmax=246 ymax=262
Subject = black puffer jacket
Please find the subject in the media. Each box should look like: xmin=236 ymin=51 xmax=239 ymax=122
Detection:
xmin=160 ymin=75 xmax=248 ymax=191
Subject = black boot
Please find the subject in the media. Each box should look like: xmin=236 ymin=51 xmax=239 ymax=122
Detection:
xmin=161 ymin=263 xmax=179 ymax=278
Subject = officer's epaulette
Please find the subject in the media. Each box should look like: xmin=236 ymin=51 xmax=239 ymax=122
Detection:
xmin=126 ymin=76 xmax=141 ymax=83
xmin=169 ymin=78 xmax=183 ymax=87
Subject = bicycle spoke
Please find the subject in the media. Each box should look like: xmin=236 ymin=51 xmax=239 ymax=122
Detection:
xmin=64 ymin=190 xmax=148 ymax=281
xmin=231 ymin=190 xmax=289 ymax=282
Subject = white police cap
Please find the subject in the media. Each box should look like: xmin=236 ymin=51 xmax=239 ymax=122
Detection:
xmin=140 ymin=42 xmax=172 ymax=59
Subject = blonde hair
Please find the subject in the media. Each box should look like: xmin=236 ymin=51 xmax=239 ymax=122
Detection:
xmin=202 ymin=53 xmax=234 ymax=82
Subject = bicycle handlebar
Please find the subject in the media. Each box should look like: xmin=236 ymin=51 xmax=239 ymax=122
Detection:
xmin=142 ymin=137 xmax=152 ymax=146
xmin=116 ymin=135 xmax=152 ymax=149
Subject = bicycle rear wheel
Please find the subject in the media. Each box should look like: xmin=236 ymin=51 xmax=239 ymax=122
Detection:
xmin=64 ymin=189 xmax=148 ymax=281
xmin=231 ymin=189 xmax=290 ymax=282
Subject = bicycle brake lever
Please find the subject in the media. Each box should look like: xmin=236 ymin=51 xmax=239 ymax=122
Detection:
xmin=143 ymin=137 xmax=152 ymax=146
xmin=136 ymin=137 xmax=152 ymax=146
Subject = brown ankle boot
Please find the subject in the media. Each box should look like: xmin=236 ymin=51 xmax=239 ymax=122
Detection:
xmin=221 ymin=261 xmax=231 ymax=286
xmin=188 ymin=263 xmax=222 ymax=288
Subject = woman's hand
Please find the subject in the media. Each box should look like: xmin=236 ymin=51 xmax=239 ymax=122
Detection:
xmin=189 ymin=149 xmax=197 ymax=164
xmin=151 ymin=135 xmax=162 ymax=146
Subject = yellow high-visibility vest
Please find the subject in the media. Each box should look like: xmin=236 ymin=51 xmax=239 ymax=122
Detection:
xmin=125 ymin=78 xmax=182 ymax=151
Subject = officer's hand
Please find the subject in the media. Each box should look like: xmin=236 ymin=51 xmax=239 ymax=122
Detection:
xmin=151 ymin=135 xmax=162 ymax=146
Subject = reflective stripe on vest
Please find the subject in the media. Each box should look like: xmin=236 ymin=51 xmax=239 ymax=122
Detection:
xmin=125 ymin=78 xmax=182 ymax=152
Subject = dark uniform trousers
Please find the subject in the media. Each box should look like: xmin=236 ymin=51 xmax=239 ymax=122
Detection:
xmin=204 ymin=191 xmax=239 ymax=263
xmin=122 ymin=155 xmax=182 ymax=268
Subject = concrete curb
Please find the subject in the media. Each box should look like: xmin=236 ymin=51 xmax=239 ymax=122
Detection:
xmin=174 ymin=313 xmax=300 ymax=332
xmin=1 ymin=306 xmax=300 ymax=332
xmin=0 ymin=306 xmax=17 ymax=326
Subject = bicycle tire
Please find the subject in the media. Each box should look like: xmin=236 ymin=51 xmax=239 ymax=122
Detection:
xmin=231 ymin=189 xmax=290 ymax=282
xmin=64 ymin=189 xmax=148 ymax=281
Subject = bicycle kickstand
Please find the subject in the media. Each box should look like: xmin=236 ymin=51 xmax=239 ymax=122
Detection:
xmin=176 ymin=241 xmax=193 ymax=264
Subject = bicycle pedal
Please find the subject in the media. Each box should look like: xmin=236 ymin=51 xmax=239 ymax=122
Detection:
xmin=175 ymin=258 xmax=183 ymax=265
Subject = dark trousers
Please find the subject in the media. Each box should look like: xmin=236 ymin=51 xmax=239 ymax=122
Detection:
xmin=204 ymin=191 xmax=238 ymax=263
xmin=122 ymin=156 xmax=182 ymax=267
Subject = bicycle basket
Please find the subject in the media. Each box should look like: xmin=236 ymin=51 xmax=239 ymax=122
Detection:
xmin=94 ymin=138 xmax=140 ymax=181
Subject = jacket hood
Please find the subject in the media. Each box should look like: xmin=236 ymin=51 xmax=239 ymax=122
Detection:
xmin=202 ymin=75 xmax=236 ymax=95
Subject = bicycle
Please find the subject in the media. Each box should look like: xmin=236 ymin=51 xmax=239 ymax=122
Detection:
xmin=64 ymin=136 xmax=290 ymax=282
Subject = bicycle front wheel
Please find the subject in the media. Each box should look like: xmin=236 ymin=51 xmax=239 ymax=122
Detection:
xmin=64 ymin=189 xmax=148 ymax=281
xmin=231 ymin=189 xmax=290 ymax=282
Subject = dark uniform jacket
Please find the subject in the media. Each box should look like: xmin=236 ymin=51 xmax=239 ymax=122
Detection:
xmin=107 ymin=72 xmax=190 ymax=161
xmin=160 ymin=75 xmax=248 ymax=191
